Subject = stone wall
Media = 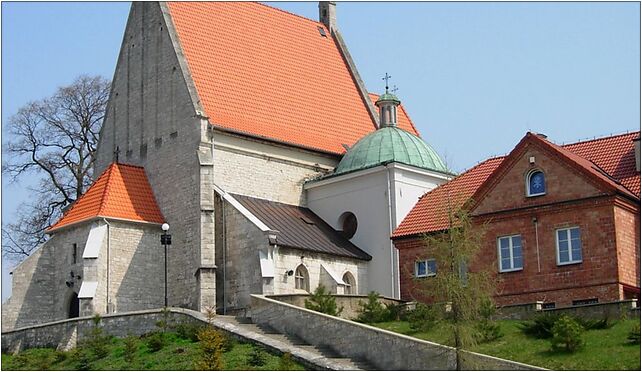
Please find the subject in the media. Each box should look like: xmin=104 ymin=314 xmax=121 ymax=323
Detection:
xmin=266 ymin=294 xmax=402 ymax=321
xmin=94 ymin=2 xmax=204 ymax=310
xmin=495 ymin=299 xmax=639 ymax=321
xmin=249 ymin=295 xmax=544 ymax=371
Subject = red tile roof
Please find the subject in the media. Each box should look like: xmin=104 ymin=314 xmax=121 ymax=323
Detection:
xmin=167 ymin=2 xmax=419 ymax=155
xmin=47 ymin=163 xmax=165 ymax=232
xmin=393 ymin=131 xmax=640 ymax=239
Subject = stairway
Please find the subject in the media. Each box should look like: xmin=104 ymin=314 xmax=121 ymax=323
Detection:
xmin=219 ymin=316 xmax=375 ymax=370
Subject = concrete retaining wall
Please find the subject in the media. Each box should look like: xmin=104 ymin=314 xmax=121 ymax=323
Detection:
xmin=250 ymin=295 xmax=544 ymax=370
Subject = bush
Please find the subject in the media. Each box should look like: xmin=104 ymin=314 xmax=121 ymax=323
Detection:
xmin=355 ymin=291 xmax=388 ymax=323
xmin=123 ymin=334 xmax=138 ymax=364
xmin=174 ymin=322 xmax=202 ymax=342
xmin=385 ymin=302 xmax=405 ymax=321
xmin=194 ymin=326 xmax=224 ymax=370
xmin=577 ymin=316 xmax=617 ymax=330
xmin=407 ymin=304 xmax=438 ymax=332
xmin=518 ymin=313 xmax=560 ymax=339
xmin=222 ymin=334 xmax=236 ymax=353
xmin=145 ymin=332 xmax=166 ymax=352
xmin=279 ymin=352 xmax=296 ymax=370
xmin=475 ymin=298 xmax=502 ymax=343
xmin=550 ymin=315 xmax=584 ymax=352
xmin=70 ymin=348 xmax=93 ymax=371
xmin=627 ymin=323 xmax=641 ymax=344
xmin=83 ymin=314 xmax=111 ymax=360
xmin=248 ymin=346 xmax=268 ymax=367
xmin=304 ymin=285 xmax=344 ymax=316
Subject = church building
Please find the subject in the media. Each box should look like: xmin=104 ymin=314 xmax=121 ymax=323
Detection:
xmin=2 ymin=2 xmax=451 ymax=329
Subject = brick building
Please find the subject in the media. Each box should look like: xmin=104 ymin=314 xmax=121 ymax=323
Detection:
xmin=393 ymin=132 xmax=640 ymax=308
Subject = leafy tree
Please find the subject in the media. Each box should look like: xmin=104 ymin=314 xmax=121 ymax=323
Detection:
xmin=2 ymin=75 xmax=110 ymax=260
xmin=304 ymin=285 xmax=343 ymax=316
xmin=415 ymin=204 xmax=496 ymax=369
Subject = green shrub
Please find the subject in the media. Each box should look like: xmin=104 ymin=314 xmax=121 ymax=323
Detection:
xmin=550 ymin=315 xmax=584 ymax=352
xmin=174 ymin=322 xmax=202 ymax=342
xmin=248 ymin=346 xmax=268 ymax=367
xmin=407 ymin=304 xmax=438 ymax=332
xmin=279 ymin=352 xmax=296 ymax=370
xmin=304 ymin=285 xmax=344 ymax=316
xmin=627 ymin=323 xmax=641 ymax=344
xmin=221 ymin=334 xmax=236 ymax=353
xmin=355 ymin=291 xmax=388 ymax=323
xmin=155 ymin=307 xmax=172 ymax=333
xmin=384 ymin=302 xmax=405 ymax=321
xmin=194 ymin=326 xmax=224 ymax=370
xmin=475 ymin=320 xmax=503 ymax=343
xmin=518 ymin=313 xmax=560 ymax=339
xmin=71 ymin=348 xmax=93 ymax=371
xmin=53 ymin=350 xmax=67 ymax=363
xmin=123 ymin=334 xmax=138 ymax=363
xmin=577 ymin=316 xmax=617 ymax=330
xmin=145 ymin=332 xmax=166 ymax=352
xmin=83 ymin=314 xmax=111 ymax=360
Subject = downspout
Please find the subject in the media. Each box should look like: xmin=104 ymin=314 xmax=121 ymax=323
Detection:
xmin=533 ymin=217 xmax=541 ymax=273
xmin=222 ymin=198 xmax=227 ymax=315
xmin=386 ymin=166 xmax=397 ymax=298
xmin=102 ymin=218 xmax=111 ymax=313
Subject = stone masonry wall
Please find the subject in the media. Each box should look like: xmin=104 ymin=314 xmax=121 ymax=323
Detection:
xmin=249 ymin=295 xmax=543 ymax=370
xmin=95 ymin=2 xmax=204 ymax=310
xmin=266 ymin=294 xmax=402 ymax=321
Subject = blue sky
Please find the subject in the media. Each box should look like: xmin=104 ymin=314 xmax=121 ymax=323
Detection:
xmin=1 ymin=2 xmax=640 ymax=301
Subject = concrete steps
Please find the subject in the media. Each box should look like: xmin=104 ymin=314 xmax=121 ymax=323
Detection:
xmin=219 ymin=316 xmax=375 ymax=370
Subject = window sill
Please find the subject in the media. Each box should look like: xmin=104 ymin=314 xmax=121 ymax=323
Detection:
xmin=557 ymin=260 xmax=582 ymax=266
xmin=526 ymin=192 xmax=546 ymax=198
xmin=499 ymin=268 xmax=523 ymax=273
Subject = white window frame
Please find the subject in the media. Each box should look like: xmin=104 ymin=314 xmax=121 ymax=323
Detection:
xmin=526 ymin=169 xmax=546 ymax=197
xmin=415 ymin=259 xmax=437 ymax=278
xmin=556 ymin=227 xmax=582 ymax=265
xmin=295 ymin=264 xmax=309 ymax=292
xmin=497 ymin=235 xmax=523 ymax=273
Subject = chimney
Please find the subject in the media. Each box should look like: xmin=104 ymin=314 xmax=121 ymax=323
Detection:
xmin=634 ymin=137 xmax=640 ymax=172
xmin=319 ymin=2 xmax=337 ymax=33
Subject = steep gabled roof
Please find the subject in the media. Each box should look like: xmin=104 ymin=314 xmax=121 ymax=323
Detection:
xmin=393 ymin=131 xmax=640 ymax=239
xmin=233 ymin=194 xmax=371 ymax=261
xmin=166 ymin=2 xmax=419 ymax=155
xmin=47 ymin=163 xmax=165 ymax=232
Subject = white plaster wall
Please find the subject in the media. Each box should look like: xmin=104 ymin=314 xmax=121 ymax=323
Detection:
xmin=305 ymin=164 xmax=451 ymax=299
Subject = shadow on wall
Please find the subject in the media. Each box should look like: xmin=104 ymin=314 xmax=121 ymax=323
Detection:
xmin=110 ymin=224 xmax=165 ymax=313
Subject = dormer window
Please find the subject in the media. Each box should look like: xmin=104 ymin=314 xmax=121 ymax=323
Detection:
xmin=527 ymin=170 xmax=546 ymax=197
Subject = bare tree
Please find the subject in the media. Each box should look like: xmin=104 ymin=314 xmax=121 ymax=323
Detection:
xmin=2 ymin=75 xmax=110 ymax=260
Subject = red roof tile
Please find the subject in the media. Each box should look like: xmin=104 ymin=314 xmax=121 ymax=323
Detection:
xmin=47 ymin=163 xmax=165 ymax=232
xmin=167 ymin=2 xmax=419 ymax=155
xmin=393 ymin=131 xmax=640 ymax=238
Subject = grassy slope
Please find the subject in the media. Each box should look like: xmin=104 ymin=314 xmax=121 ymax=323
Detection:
xmin=1 ymin=332 xmax=306 ymax=371
xmin=374 ymin=319 xmax=641 ymax=370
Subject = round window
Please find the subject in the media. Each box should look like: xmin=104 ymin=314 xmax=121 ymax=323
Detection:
xmin=339 ymin=212 xmax=358 ymax=239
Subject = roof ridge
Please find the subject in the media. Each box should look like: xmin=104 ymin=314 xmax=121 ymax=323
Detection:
xmin=562 ymin=130 xmax=640 ymax=148
xmin=256 ymin=2 xmax=324 ymax=27
xmin=97 ymin=163 xmax=117 ymax=216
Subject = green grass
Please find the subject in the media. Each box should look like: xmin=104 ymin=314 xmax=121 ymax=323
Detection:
xmin=373 ymin=319 xmax=641 ymax=370
xmin=1 ymin=331 xmax=306 ymax=371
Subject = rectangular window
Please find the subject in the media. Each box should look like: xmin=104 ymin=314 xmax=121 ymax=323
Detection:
xmin=556 ymin=227 xmax=582 ymax=265
xmin=497 ymin=235 xmax=523 ymax=272
xmin=542 ymin=302 xmax=556 ymax=309
xmin=415 ymin=259 xmax=437 ymax=278
xmin=72 ymin=243 xmax=77 ymax=264
xmin=572 ymin=298 xmax=598 ymax=306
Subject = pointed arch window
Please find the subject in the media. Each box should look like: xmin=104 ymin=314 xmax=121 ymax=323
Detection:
xmin=342 ymin=272 xmax=356 ymax=294
xmin=295 ymin=265 xmax=309 ymax=292
xmin=527 ymin=170 xmax=546 ymax=197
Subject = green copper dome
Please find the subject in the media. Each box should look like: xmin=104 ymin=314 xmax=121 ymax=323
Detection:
xmin=376 ymin=92 xmax=400 ymax=104
xmin=335 ymin=126 xmax=449 ymax=175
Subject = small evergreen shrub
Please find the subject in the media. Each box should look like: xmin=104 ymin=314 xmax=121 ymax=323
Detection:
xmin=175 ymin=322 xmax=202 ymax=342
xmin=627 ymin=323 xmax=641 ymax=344
xmin=384 ymin=302 xmax=405 ymax=321
xmin=123 ymin=334 xmax=138 ymax=363
xmin=355 ymin=291 xmax=388 ymax=323
xmin=145 ymin=332 xmax=166 ymax=352
xmin=475 ymin=298 xmax=502 ymax=343
xmin=279 ymin=352 xmax=296 ymax=371
xmin=222 ymin=334 xmax=237 ymax=353
xmin=407 ymin=303 xmax=438 ymax=332
xmin=248 ymin=346 xmax=268 ymax=367
xmin=194 ymin=326 xmax=224 ymax=370
xmin=518 ymin=313 xmax=560 ymax=339
xmin=304 ymin=285 xmax=344 ymax=316
xmin=550 ymin=315 xmax=584 ymax=352
xmin=84 ymin=314 xmax=111 ymax=359
xmin=577 ymin=316 xmax=617 ymax=330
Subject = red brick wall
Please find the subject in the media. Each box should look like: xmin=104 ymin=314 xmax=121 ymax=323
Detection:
xmin=396 ymin=237 xmax=432 ymax=303
xmin=614 ymin=203 xmax=641 ymax=288
xmin=474 ymin=144 xmax=604 ymax=216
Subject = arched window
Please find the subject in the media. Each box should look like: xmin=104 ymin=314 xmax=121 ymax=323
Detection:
xmin=342 ymin=272 xmax=356 ymax=295
xmin=338 ymin=212 xmax=358 ymax=239
xmin=527 ymin=170 xmax=546 ymax=196
xmin=295 ymin=265 xmax=309 ymax=292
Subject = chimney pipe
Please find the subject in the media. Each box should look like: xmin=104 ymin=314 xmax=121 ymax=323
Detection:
xmin=319 ymin=2 xmax=337 ymax=33
xmin=633 ymin=137 xmax=640 ymax=172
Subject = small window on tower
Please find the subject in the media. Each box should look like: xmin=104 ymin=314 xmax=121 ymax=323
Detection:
xmin=72 ymin=243 xmax=77 ymax=264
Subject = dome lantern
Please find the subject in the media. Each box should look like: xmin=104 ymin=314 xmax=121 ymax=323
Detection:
xmin=375 ymin=73 xmax=401 ymax=128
